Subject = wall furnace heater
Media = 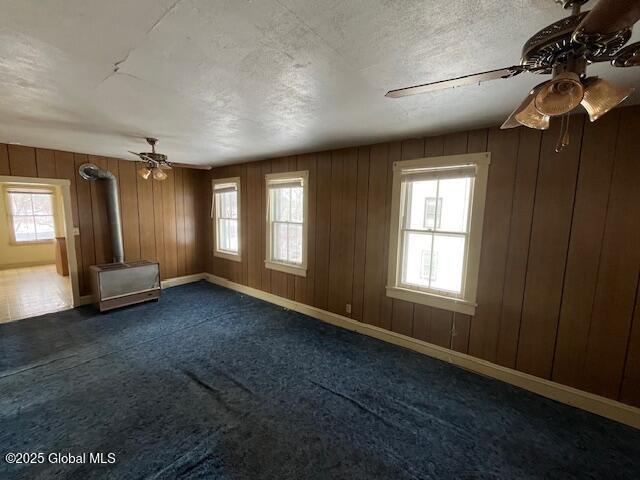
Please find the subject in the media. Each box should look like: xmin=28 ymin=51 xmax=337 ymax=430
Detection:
xmin=79 ymin=163 xmax=161 ymax=311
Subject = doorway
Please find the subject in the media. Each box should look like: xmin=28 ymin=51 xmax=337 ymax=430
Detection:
xmin=0 ymin=176 xmax=79 ymax=323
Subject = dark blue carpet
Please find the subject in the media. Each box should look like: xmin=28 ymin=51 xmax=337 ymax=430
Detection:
xmin=1 ymin=281 xmax=638 ymax=479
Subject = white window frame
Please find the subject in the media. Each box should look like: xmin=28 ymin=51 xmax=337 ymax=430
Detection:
xmin=5 ymin=186 xmax=57 ymax=245
xmin=386 ymin=152 xmax=490 ymax=315
xmin=265 ymin=170 xmax=308 ymax=277
xmin=212 ymin=177 xmax=241 ymax=262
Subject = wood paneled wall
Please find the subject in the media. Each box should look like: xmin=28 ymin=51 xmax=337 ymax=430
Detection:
xmin=208 ymin=105 xmax=640 ymax=408
xmin=0 ymin=143 xmax=209 ymax=296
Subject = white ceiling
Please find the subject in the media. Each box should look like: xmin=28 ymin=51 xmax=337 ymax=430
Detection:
xmin=1 ymin=0 xmax=639 ymax=166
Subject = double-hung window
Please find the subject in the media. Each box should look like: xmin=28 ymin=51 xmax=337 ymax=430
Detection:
xmin=6 ymin=188 xmax=56 ymax=244
xmin=212 ymin=178 xmax=241 ymax=261
xmin=265 ymin=171 xmax=308 ymax=277
xmin=386 ymin=153 xmax=490 ymax=315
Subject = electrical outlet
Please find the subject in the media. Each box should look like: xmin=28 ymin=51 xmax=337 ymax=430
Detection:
xmin=345 ymin=303 xmax=352 ymax=314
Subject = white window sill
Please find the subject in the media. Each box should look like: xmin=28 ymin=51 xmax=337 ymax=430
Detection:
xmin=265 ymin=260 xmax=306 ymax=277
xmin=385 ymin=286 xmax=476 ymax=315
xmin=214 ymin=250 xmax=241 ymax=262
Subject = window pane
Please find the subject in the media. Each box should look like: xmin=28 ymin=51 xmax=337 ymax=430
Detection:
xmin=273 ymin=222 xmax=288 ymax=261
xmin=9 ymin=193 xmax=33 ymax=215
xmin=273 ymin=188 xmax=290 ymax=222
xmin=35 ymin=216 xmax=55 ymax=240
xmin=32 ymin=193 xmax=54 ymax=215
xmin=401 ymin=231 xmax=432 ymax=288
xmin=423 ymin=197 xmax=443 ymax=230
xmin=13 ymin=217 xmax=37 ymax=242
xmin=420 ymin=250 xmax=438 ymax=282
xmin=290 ymin=187 xmax=303 ymax=223
xmin=218 ymin=193 xmax=227 ymax=218
xmin=437 ymin=177 xmax=471 ymax=233
xmin=228 ymin=219 xmax=238 ymax=252
xmin=218 ymin=218 xmax=228 ymax=250
xmin=217 ymin=191 xmax=237 ymax=219
xmin=288 ymin=223 xmax=303 ymax=264
xmin=430 ymin=234 xmax=466 ymax=294
xmin=228 ymin=191 xmax=238 ymax=219
xmin=406 ymin=180 xmax=437 ymax=230
xmin=218 ymin=219 xmax=238 ymax=253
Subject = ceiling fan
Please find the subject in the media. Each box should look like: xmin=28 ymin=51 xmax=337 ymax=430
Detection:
xmin=386 ymin=0 xmax=640 ymax=152
xmin=129 ymin=137 xmax=171 ymax=181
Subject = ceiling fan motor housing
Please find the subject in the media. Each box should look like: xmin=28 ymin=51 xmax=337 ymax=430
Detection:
xmin=141 ymin=152 xmax=168 ymax=163
xmin=556 ymin=0 xmax=589 ymax=10
xmin=521 ymin=12 xmax=631 ymax=72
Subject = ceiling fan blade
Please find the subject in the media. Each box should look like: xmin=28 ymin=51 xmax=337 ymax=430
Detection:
xmin=128 ymin=151 xmax=157 ymax=165
xmin=170 ymin=162 xmax=212 ymax=170
xmin=575 ymin=0 xmax=640 ymax=37
xmin=385 ymin=66 xmax=524 ymax=98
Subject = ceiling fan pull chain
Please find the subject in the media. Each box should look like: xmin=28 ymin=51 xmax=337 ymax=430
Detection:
xmin=555 ymin=114 xmax=571 ymax=153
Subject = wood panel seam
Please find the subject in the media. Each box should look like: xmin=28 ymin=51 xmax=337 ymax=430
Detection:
xmin=512 ymin=129 xmax=543 ymax=367
xmin=548 ymin=117 xmax=587 ymax=377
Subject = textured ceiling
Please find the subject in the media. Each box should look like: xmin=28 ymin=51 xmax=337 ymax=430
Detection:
xmin=1 ymin=0 xmax=639 ymax=166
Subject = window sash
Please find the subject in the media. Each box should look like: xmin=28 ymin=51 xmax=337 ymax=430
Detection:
xmin=402 ymin=180 xmax=469 ymax=235
xmin=271 ymin=220 xmax=303 ymax=265
xmin=398 ymin=229 xmax=468 ymax=298
xmin=215 ymin=191 xmax=237 ymax=219
xmin=397 ymin=173 xmax=474 ymax=299
xmin=7 ymin=191 xmax=55 ymax=242
xmin=216 ymin=218 xmax=238 ymax=253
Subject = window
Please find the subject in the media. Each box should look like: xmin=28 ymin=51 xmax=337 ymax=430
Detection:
xmin=6 ymin=188 xmax=56 ymax=243
xmin=265 ymin=171 xmax=308 ymax=277
xmin=387 ymin=153 xmax=490 ymax=315
xmin=212 ymin=177 xmax=241 ymax=261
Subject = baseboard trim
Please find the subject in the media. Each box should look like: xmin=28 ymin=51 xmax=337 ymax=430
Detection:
xmin=205 ymin=273 xmax=640 ymax=430
xmin=78 ymin=294 xmax=94 ymax=306
xmin=0 ymin=261 xmax=56 ymax=271
xmin=161 ymin=273 xmax=207 ymax=289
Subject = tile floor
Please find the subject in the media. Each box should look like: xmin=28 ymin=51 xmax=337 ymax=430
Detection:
xmin=0 ymin=264 xmax=72 ymax=324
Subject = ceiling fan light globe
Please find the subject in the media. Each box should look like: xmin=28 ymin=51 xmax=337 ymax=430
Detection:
xmin=515 ymin=108 xmax=551 ymax=130
xmin=500 ymin=115 xmax=522 ymax=129
xmin=534 ymin=72 xmax=584 ymax=116
xmin=501 ymin=82 xmax=551 ymax=130
xmin=512 ymin=83 xmax=550 ymax=130
xmin=137 ymin=165 xmax=152 ymax=180
xmin=580 ymin=77 xmax=634 ymax=122
xmin=152 ymin=167 xmax=168 ymax=181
